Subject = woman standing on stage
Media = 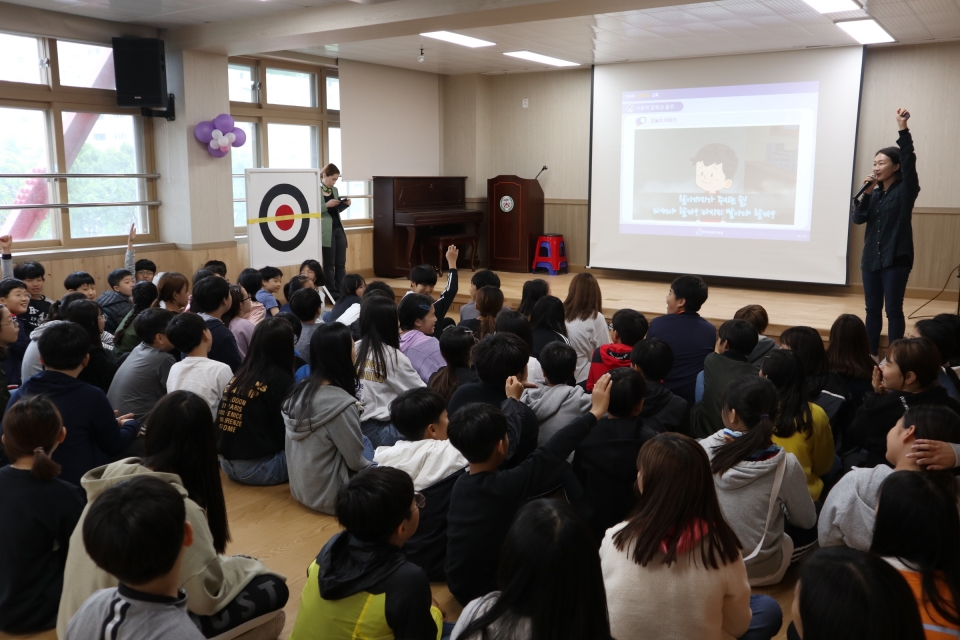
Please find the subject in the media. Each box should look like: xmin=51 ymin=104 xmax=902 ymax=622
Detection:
xmin=852 ymin=108 xmax=919 ymax=357
xmin=320 ymin=163 xmax=351 ymax=300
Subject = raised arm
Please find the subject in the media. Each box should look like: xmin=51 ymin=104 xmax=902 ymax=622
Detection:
xmin=895 ymin=108 xmax=919 ymax=198
xmin=0 ymin=235 xmax=13 ymax=280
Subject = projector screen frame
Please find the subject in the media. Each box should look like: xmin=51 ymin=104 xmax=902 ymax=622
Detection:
xmin=585 ymin=47 xmax=867 ymax=289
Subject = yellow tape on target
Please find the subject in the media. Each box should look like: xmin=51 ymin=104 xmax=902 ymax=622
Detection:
xmin=247 ymin=212 xmax=324 ymax=225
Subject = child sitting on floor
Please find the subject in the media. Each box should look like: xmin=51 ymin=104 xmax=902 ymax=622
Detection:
xmin=97 ymin=268 xmax=135 ymax=334
xmin=165 ymin=312 xmax=234 ymax=419
xmin=521 ymin=341 xmax=591 ymax=445
xmin=374 ymin=388 xmax=468 ymax=580
xmin=408 ymin=245 xmax=459 ymax=330
xmin=63 ymin=475 xmax=204 ymax=640
xmin=585 ymin=308 xmax=648 ymax=391
xmin=445 ymin=373 xmax=612 ymax=606
xmin=290 ymin=467 xmax=445 ymax=640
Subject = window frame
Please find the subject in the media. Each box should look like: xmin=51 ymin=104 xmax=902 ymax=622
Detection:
xmin=0 ymin=37 xmax=159 ymax=250
xmin=229 ymin=57 xmax=357 ymax=235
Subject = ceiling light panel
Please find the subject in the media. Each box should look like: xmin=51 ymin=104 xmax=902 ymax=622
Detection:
xmin=836 ymin=18 xmax=896 ymax=43
xmin=801 ymin=0 xmax=861 ymax=13
xmin=420 ymin=31 xmax=495 ymax=47
xmin=503 ymin=50 xmax=580 ymax=66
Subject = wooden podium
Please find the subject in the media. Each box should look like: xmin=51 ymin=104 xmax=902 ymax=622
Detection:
xmin=487 ymin=175 xmax=544 ymax=272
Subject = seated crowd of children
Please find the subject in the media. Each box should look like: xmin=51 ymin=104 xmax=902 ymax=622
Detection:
xmin=3 ymin=237 xmax=960 ymax=640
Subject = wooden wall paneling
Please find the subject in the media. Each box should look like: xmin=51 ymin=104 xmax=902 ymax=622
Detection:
xmin=544 ymin=201 xmax=588 ymax=267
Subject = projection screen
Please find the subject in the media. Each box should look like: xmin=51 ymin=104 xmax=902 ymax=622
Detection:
xmin=588 ymin=47 xmax=864 ymax=285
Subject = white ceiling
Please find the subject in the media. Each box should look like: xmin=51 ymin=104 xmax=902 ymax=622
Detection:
xmin=295 ymin=0 xmax=960 ymax=74
xmin=2 ymin=0 xmax=345 ymax=29
xmin=4 ymin=0 xmax=960 ymax=73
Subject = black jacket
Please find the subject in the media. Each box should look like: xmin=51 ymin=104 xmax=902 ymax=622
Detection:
xmin=445 ymin=410 xmax=598 ymax=605
xmin=845 ymin=385 xmax=960 ymax=468
xmin=447 ymin=382 xmax=539 ymax=467
xmin=77 ymin=346 xmax=117 ymax=395
xmin=852 ymin=129 xmax=920 ymax=272
xmin=403 ymin=469 xmax=466 ymax=582
xmin=640 ymin=380 xmax=688 ymax=434
xmin=690 ymin=352 xmax=758 ymax=439
xmin=573 ymin=415 xmax=657 ymax=540
xmin=203 ymin=317 xmax=242 ymax=372
xmin=96 ymin=290 xmax=134 ymax=335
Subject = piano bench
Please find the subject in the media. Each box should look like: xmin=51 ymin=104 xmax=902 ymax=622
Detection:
xmin=421 ymin=234 xmax=478 ymax=273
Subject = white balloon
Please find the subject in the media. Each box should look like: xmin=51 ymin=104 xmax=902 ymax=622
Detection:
xmin=209 ymin=139 xmax=219 ymax=149
xmin=211 ymin=129 xmax=223 ymax=139
xmin=225 ymin=132 xmax=236 ymax=144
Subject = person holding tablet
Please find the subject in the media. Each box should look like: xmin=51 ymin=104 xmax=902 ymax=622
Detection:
xmin=320 ymin=163 xmax=351 ymax=300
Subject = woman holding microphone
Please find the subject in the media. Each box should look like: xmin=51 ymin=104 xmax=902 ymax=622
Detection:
xmin=852 ymin=108 xmax=919 ymax=357
xmin=320 ymin=163 xmax=351 ymax=299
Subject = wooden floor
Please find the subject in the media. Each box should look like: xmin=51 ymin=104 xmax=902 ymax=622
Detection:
xmin=384 ymin=270 xmax=958 ymax=343
xmin=2 ymin=472 xmax=797 ymax=640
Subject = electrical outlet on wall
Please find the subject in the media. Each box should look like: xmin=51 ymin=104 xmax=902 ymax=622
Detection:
xmin=522 ymin=98 xmax=528 ymax=108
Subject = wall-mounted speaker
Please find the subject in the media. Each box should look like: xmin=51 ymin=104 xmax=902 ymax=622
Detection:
xmin=112 ymin=37 xmax=168 ymax=109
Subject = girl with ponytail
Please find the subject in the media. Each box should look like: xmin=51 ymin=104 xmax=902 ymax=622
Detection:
xmin=700 ymin=374 xmax=817 ymax=586
xmin=458 ymin=285 xmax=504 ymax=340
xmin=0 ymin=395 xmax=84 ymax=633
xmin=113 ymin=280 xmax=158 ymax=355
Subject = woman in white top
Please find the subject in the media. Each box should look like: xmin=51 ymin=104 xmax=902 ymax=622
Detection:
xmin=355 ymin=295 xmax=424 ymax=448
xmin=562 ymin=273 xmax=610 ymax=383
xmin=452 ymin=500 xmax=611 ymax=640
xmin=601 ymin=431 xmax=782 ymax=640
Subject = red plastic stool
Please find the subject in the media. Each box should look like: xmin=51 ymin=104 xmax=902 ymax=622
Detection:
xmin=531 ymin=234 xmax=567 ymax=275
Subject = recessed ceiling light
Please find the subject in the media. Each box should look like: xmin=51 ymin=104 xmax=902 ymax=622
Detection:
xmin=503 ymin=51 xmax=579 ymax=67
xmin=836 ymin=19 xmax=895 ymax=44
xmin=420 ymin=31 xmax=495 ymax=48
xmin=800 ymin=0 xmax=860 ymax=13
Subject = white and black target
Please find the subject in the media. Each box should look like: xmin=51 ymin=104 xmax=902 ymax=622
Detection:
xmin=246 ymin=169 xmax=322 ymax=270
xmin=257 ymin=183 xmax=311 ymax=252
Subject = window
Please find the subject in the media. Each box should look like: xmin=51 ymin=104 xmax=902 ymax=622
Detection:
xmin=268 ymin=123 xmax=318 ymax=169
xmin=327 ymin=126 xmax=342 ymax=170
xmin=0 ymin=107 xmax=56 ymax=240
xmin=0 ymin=33 xmax=158 ymax=248
xmin=266 ymin=68 xmax=317 ymax=108
xmin=232 ymin=122 xmax=259 ymax=227
xmin=58 ymin=41 xmax=115 ymax=89
xmin=326 ymin=75 xmax=340 ymax=111
xmin=228 ymin=63 xmax=257 ymax=103
xmin=229 ymin=58 xmax=349 ymax=230
xmin=61 ymin=113 xmax=146 ymax=238
xmin=0 ymin=33 xmax=44 ymax=85
xmin=338 ymin=181 xmax=371 ymax=221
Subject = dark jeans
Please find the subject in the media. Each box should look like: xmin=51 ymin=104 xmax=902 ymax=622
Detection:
xmin=361 ymin=418 xmax=402 ymax=449
xmin=322 ymin=225 xmax=348 ymax=299
xmin=741 ymin=594 xmax=783 ymax=640
xmin=862 ymin=265 xmax=911 ymax=355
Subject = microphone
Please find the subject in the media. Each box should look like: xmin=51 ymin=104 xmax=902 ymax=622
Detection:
xmin=534 ymin=165 xmax=548 ymax=181
xmin=853 ymin=175 xmax=877 ymax=201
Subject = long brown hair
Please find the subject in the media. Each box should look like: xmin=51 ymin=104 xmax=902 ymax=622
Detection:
xmin=476 ymin=286 xmax=504 ymax=340
xmin=1 ymin=396 xmax=64 ymax=480
xmin=429 ymin=326 xmax=476 ymax=402
xmin=826 ymin=314 xmax=875 ymax=380
xmin=152 ymin=272 xmax=188 ymax=309
xmin=614 ymin=433 xmax=741 ymax=569
xmin=563 ymin=273 xmax=603 ymax=322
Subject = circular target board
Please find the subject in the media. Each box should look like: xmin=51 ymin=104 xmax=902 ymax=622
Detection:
xmin=258 ymin=183 xmax=311 ymax=252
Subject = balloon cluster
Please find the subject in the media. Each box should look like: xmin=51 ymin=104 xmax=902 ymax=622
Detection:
xmin=194 ymin=113 xmax=246 ymax=158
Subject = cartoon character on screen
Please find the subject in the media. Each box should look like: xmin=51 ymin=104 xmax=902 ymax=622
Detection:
xmin=691 ymin=143 xmax=739 ymax=194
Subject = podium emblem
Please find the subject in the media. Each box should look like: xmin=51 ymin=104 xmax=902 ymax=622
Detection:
xmin=499 ymin=195 xmax=515 ymax=213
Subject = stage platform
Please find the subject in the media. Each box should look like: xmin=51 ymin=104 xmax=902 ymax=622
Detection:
xmin=383 ymin=271 xmax=959 ymax=347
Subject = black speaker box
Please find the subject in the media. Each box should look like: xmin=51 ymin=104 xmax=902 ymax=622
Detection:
xmin=112 ymin=37 xmax=168 ymax=109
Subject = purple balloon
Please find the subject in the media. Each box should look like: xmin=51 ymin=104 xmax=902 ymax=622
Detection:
xmin=194 ymin=120 xmax=215 ymax=143
xmin=213 ymin=113 xmax=234 ymax=133
xmin=231 ymin=127 xmax=246 ymax=148
xmin=207 ymin=146 xmax=229 ymax=159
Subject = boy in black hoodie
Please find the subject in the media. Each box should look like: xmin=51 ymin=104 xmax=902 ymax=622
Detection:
xmin=2 ymin=323 xmax=139 ymax=485
xmin=573 ymin=367 xmax=657 ymax=540
xmin=290 ymin=466 xmax=445 ymax=640
xmin=96 ymin=268 xmax=135 ymax=334
xmin=631 ymin=338 xmax=689 ymax=433
xmin=445 ymin=373 xmax=612 ymax=606
xmin=408 ymin=245 xmax=458 ymax=330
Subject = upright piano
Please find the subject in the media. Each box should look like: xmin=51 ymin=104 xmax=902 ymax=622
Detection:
xmin=373 ymin=176 xmax=483 ymax=278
